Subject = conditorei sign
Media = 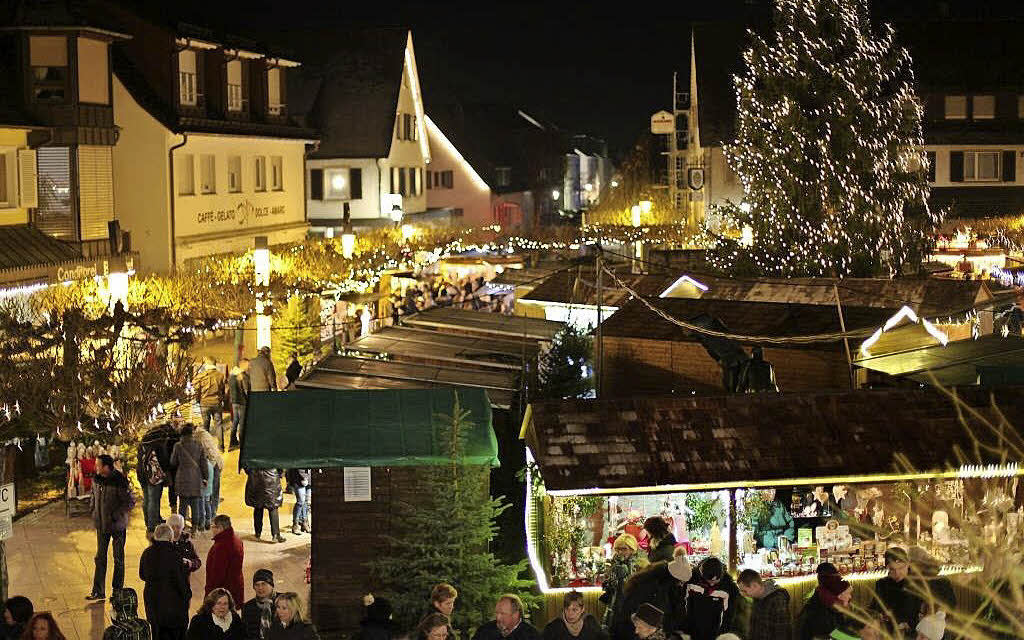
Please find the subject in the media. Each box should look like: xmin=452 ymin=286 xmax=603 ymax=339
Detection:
xmin=56 ymin=264 xmax=97 ymax=282
xmin=196 ymin=200 xmax=287 ymax=226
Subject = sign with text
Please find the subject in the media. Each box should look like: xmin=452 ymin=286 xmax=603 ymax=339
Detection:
xmin=651 ymin=110 xmax=674 ymax=134
xmin=0 ymin=483 xmax=14 ymax=517
xmin=196 ymin=200 xmax=287 ymax=227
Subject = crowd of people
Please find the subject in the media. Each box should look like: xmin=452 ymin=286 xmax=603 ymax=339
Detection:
xmin=385 ymin=274 xmax=514 ymax=325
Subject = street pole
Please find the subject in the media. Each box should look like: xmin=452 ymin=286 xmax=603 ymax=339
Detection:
xmin=595 ymin=239 xmax=603 ymax=399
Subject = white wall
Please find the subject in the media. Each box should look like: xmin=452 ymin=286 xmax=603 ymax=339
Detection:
xmin=380 ymin=42 xmax=427 ymax=215
xmin=425 ymin=115 xmax=492 ymax=226
xmin=927 ymin=144 xmax=1024 ymax=188
xmin=306 ymin=157 xmax=380 ymax=220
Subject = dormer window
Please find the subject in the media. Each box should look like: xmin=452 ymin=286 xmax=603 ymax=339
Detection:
xmin=30 ymin=36 xmax=68 ymax=102
xmin=267 ymin=67 xmax=283 ymax=115
xmin=226 ymin=59 xmax=243 ymax=111
xmin=178 ymin=49 xmax=198 ymax=106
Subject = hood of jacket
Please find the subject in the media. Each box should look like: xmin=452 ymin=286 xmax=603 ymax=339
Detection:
xmin=213 ymin=526 xmax=235 ymax=543
xmin=759 ymin=579 xmax=781 ymax=599
xmin=110 ymin=587 xmax=141 ymax=620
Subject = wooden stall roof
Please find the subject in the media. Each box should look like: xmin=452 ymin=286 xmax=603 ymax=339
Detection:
xmin=522 ymin=386 xmax=1024 ymax=493
xmin=297 ymin=354 xmax=518 ymax=408
xmin=402 ymin=307 xmax=564 ymax=341
xmin=521 ymin=268 xmax=674 ymax=307
xmin=855 ymin=333 xmax=1024 ymax=386
xmin=346 ymin=325 xmax=540 ymax=370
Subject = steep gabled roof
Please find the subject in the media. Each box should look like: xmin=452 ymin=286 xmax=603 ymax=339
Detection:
xmin=297 ymin=28 xmax=409 ymax=159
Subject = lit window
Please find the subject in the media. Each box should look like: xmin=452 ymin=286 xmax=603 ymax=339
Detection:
xmin=254 ymin=156 xmax=266 ymax=191
xmin=972 ymin=95 xmax=995 ymax=120
xmin=965 ymin=151 xmax=1000 ymax=181
xmin=227 ymin=60 xmax=243 ymax=111
xmin=200 ymin=154 xmax=216 ymax=194
xmin=270 ymin=156 xmax=283 ymax=191
xmin=325 ymin=168 xmax=349 ymax=199
xmin=30 ymin=36 xmax=68 ymax=102
xmin=178 ymin=49 xmax=198 ymax=106
xmin=177 ymin=154 xmax=195 ymax=195
xmin=228 ymin=156 xmax=241 ymax=192
xmin=944 ymin=95 xmax=967 ymax=120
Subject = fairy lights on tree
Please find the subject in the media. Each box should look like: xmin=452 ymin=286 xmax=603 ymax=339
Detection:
xmin=711 ymin=0 xmax=939 ymax=277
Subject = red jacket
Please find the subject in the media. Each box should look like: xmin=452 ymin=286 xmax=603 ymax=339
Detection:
xmin=206 ymin=527 xmax=245 ymax=608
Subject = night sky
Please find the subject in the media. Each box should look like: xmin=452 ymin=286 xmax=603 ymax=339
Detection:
xmin=130 ymin=0 xmax=1024 ymax=159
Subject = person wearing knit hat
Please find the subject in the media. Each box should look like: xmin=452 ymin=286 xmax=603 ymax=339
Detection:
xmin=631 ymin=603 xmax=665 ymax=640
xmin=796 ymin=573 xmax=853 ymax=640
xmin=915 ymin=612 xmax=946 ymax=640
xmin=242 ymin=569 xmax=277 ymax=640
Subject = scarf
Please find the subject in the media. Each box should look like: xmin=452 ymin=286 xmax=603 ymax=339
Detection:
xmin=562 ymin=613 xmax=585 ymax=637
xmin=213 ymin=613 xmax=232 ymax=633
xmin=256 ymin=594 xmax=277 ymax=639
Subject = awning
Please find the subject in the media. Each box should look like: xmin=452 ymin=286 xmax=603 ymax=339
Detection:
xmin=854 ymin=333 xmax=1024 ymax=385
xmin=240 ymin=387 xmax=498 ymax=469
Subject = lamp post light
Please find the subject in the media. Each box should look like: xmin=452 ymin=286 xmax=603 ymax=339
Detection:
xmin=253 ymin=236 xmax=272 ymax=351
xmin=639 ymin=198 xmax=653 ymax=215
xmin=340 ymin=202 xmax=356 ymax=259
xmin=106 ymin=254 xmax=131 ymax=312
xmin=390 ymin=204 xmax=404 ymax=228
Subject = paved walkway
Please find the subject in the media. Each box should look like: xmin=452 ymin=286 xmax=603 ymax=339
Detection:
xmin=7 ymin=448 xmax=311 ymax=640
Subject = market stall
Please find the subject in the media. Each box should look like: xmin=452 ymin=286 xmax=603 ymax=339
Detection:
xmin=519 ymin=386 xmax=1024 ymax=622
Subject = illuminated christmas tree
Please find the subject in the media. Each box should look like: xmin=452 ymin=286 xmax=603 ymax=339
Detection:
xmin=712 ymin=0 xmax=938 ymax=277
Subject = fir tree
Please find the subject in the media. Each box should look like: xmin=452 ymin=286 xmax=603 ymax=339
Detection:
xmin=273 ymin=296 xmax=320 ymax=372
xmin=711 ymin=0 xmax=938 ymax=277
xmin=536 ymin=325 xmax=593 ymax=400
xmin=368 ymin=394 xmax=536 ymax=632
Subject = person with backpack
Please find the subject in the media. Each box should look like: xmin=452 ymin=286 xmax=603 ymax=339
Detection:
xmin=137 ymin=423 xmax=176 ymax=534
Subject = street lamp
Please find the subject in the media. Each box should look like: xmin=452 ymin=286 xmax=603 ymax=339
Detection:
xmin=390 ymin=204 xmax=403 ymax=227
xmin=106 ymin=254 xmax=131 ymax=312
xmin=253 ymin=236 xmax=272 ymax=351
xmin=341 ymin=202 xmax=356 ymax=259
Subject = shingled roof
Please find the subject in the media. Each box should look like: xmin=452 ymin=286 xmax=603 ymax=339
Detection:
xmin=520 ymin=268 xmax=674 ymax=307
xmin=523 ymin=386 xmax=1024 ymax=492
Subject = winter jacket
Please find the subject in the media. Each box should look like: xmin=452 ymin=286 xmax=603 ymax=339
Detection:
xmin=471 ymin=621 xmax=540 ymax=640
xmin=869 ymin=576 xmax=922 ymax=633
xmin=206 ymin=527 xmax=245 ymax=608
xmin=285 ymin=359 xmax=302 ymax=387
xmin=248 ymin=354 xmax=277 ymax=392
xmin=243 ymin=594 xmax=278 ymax=640
xmin=285 ymin=469 xmax=311 ymax=489
xmin=136 ymin=424 xmax=177 ymax=487
xmin=140 ymin=540 xmax=190 ymax=629
xmin=170 ymin=434 xmax=209 ymax=497
xmin=797 ymin=589 xmax=849 ymax=640
xmin=748 ymin=579 xmax=792 ymax=640
xmin=102 ymin=588 xmax=153 ymax=640
xmin=682 ymin=570 xmax=741 ymax=640
xmin=197 ymin=428 xmax=225 ymax=471
xmin=186 ymin=612 xmax=245 ymax=640
xmin=245 ymin=469 xmax=284 ymax=510
xmin=266 ymin=620 xmax=319 ymax=640
xmin=92 ymin=468 xmax=133 ymax=533
xmin=542 ymin=615 xmax=607 ymax=640
xmin=173 ymin=531 xmax=202 ymax=576
xmin=618 ymin=562 xmax=684 ymax=640
xmin=647 ymin=534 xmax=677 ymax=564
xmin=196 ymin=365 xmax=227 ymax=408
xmin=229 ymin=372 xmax=250 ymax=405
xmin=354 ymin=619 xmax=395 ymax=640
xmin=600 ymin=555 xmax=643 ymax=631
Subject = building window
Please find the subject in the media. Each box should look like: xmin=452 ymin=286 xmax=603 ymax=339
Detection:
xmin=426 ymin=170 xmax=432 ymax=190
xmin=179 ymin=49 xmax=198 ymax=106
xmin=972 ymin=95 xmax=995 ymax=120
xmin=267 ymin=67 xmax=283 ymax=115
xmin=325 ymin=168 xmax=349 ymax=199
xmin=177 ymin=154 xmax=195 ymax=195
xmin=30 ymin=36 xmax=68 ymax=102
xmin=0 ymin=153 xmax=8 ymax=207
xmin=944 ymin=95 xmax=967 ymax=120
xmin=254 ymin=156 xmax=267 ymax=191
xmin=226 ymin=60 xmax=243 ymax=111
xmin=270 ymin=156 xmax=283 ymax=191
xmin=441 ymin=170 xmax=453 ymax=189
xmin=34 ymin=147 xmax=73 ymax=238
xmin=228 ymin=155 xmax=241 ymax=192
xmin=495 ymin=167 xmax=511 ymax=187
xmin=964 ymin=151 xmax=1000 ymax=181
xmin=1019 ymin=96 xmax=1024 ymax=119
xmin=77 ymin=38 xmax=109 ymax=105
xmin=200 ymin=154 xmax=216 ymax=194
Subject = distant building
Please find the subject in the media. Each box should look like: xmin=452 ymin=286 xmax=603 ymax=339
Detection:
xmin=564 ymin=134 xmax=611 ymax=213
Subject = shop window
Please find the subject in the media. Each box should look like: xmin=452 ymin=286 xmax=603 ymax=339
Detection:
xmin=267 ymin=67 xmax=283 ymax=115
xmin=178 ymin=49 xmax=198 ymax=106
xmin=972 ymin=95 xmax=995 ymax=120
xmin=177 ymin=154 xmax=195 ymax=195
xmin=271 ymin=156 xmax=283 ymax=191
xmin=77 ymin=38 xmax=109 ymax=105
xmin=964 ymin=151 xmax=1000 ymax=181
xmin=227 ymin=60 xmax=243 ymax=111
xmin=944 ymin=95 xmax=967 ymax=120
xmin=200 ymin=154 xmax=216 ymax=194
xmin=30 ymin=36 xmax=68 ymax=102
xmin=228 ymin=155 xmax=241 ymax=193
xmin=254 ymin=156 xmax=266 ymax=192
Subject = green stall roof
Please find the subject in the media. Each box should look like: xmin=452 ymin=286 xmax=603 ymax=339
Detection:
xmin=239 ymin=387 xmax=498 ymax=469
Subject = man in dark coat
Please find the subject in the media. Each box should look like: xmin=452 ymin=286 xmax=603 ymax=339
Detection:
xmin=140 ymin=524 xmax=190 ymax=640
xmin=88 ymin=454 xmax=134 ymax=600
xmin=471 ymin=595 xmax=540 ymax=640
xmin=682 ymin=557 xmax=740 ymax=640
xmin=248 ymin=347 xmax=277 ymax=392
xmin=137 ymin=423 xmax=176 ymax=533
xmin=228 ymin=360 xmax=250 ymax=449
xmin=737 ymin=569 xmax=791 ymax=640
xmin=102 ymin=588 xmax=152 ymax=640
xmin=170 ymin=425 xmax=208 ymax=533
xmin=616 ymin=556 xmax=691 ymax=640
xmin=869 ymin=548 xmax=921 ymax=638
xmin=206 ymin=515 xmax=245 ymax=608
xmin=242 ymin=569 xmax=278 ymax=640
xmin=285 ymin=354 xmax=302 ymax=389
xmin=245 ymin=468 xmax=285 ymax=542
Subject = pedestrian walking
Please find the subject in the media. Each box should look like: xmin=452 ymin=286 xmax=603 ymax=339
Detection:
xmin=285 ymin=354 xmax=302 ymax=389
xmin=242 ymin=570 xmax=278 ymax=640
xmin=736 ymin=569 xmax=791 ymax=640
xmin=186 ymin=588 xmax=245 ymax=640
xmin=266 ymin=593 xmax=319 ymax=640
xmin=170 ymin=425 xmax=208 ymax=534
xmin=22 ymin=612 xmax=67 ymax=640
xmin=228 ymin=360 xmax=250 ymax=449
xmin=470 ymin=595 xmax=539 ymax=640
xmin=136 ymin=422 xmax=176 ymax=533
xmin=681 ymin=557 xmax=740 ymax=640
xmin=206 ymin=515 xmax=245 ymax=608
xmin=139 ymin=524 xmax=190 ymax=640
xmin=101 ymin=588 xmax=152 ymax=640
xmin=284 ymin=469 xmax=311 ymax=535
xmin=195 ymin=356 xmax=228 ymax=450
xmin=1 ymin=596 xmax=33 ymax=640
xmin=245 ymin=468 xmax=285 ymax=543
xmin=196 ymin=427 xmax=224 ymax=531
xmin=543 ymin=591 xmax=607 ymax=640
xmin=87 ymin=454 xmax=134 ymax=601
xmin=249 ymin=347 xmax=277 ymax=392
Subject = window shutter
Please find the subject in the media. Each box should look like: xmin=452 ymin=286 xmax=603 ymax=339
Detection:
xmin=426 ymin=170 xmax=432 ymax=190
xmin=18 ymin=149 xmax=38 ymax=208
xmin=310 ymin=168 xmax=323 ymax=200
xmin=926 ymin=151 xmax=936 ymax=183
xmin=350 ymin=168 xmax=362 ymax=199
xmin=949 ymin=151 xmax=964 ymax=182
xmin=77 ymin=146 xmax=114 ymax=240
xmin=390 ymin=166 xmax=397 ymax=194
xmin=1003 ymin=151 xmax=1016 ymax=182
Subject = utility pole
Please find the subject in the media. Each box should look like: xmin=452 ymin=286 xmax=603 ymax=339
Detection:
xmin=595 ymin=240 xmax=603 ymax=399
